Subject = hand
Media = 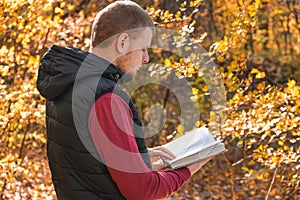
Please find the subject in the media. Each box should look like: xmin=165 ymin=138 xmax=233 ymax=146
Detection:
xmin=148 ymin=146 xmax=176 ymax=170
xmin=148 ymin=146 xmax=176 ymax=160
xmin=186 ymin=157 xmax=211 ymax=176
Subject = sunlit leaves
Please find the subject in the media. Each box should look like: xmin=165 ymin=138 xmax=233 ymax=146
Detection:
xmin=1 ymin=0 xmax=300 ymax=199
xmin=0 ymin=0 xmax=99 ymax=199
xmin=250 ymin=68 xmax=266 ymax=79
xmin=206 ymin=0 xmax=300 ymax=196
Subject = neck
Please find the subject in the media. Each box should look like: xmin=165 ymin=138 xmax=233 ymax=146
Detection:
xmin=90 ymin=46 xmax=118 ymax=66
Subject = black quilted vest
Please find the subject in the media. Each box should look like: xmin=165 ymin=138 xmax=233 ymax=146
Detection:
xmin=37 ymin=45 xmax=151 ymax=200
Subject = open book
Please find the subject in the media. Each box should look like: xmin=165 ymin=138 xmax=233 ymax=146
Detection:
xmin=161 ymin=126 xmax=226 ymax=169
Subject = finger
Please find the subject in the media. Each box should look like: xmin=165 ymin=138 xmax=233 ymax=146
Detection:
xmin=158 ymin=151 xmax=175 ymax=160
xmin=149 ymin=149 xmax=171 ymax=159
xmin=148 ymin=149 xmax=175 ymax=160
xmin=152 ymin=146 xmax=176 ymax=159
xmin=159 ymin=148 xmax=176 ymax=159
xmin=197 ymin=157 xmax=212 ymax=166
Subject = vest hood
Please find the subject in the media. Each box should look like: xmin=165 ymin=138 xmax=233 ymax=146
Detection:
xmin=37 ymin=45 xmax=130 ymax=101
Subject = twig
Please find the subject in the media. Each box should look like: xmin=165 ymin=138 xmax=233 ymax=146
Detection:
xmin=232 ymin=153 xmax=255 ymax=167
xmin=163 ymin=88 xmax=170 ymax=108
xmin=265 ymin=76 xmax=285 ymax=89
xmin=1 ymin=100 xmax=12 ymax=149
xmin=41 ymin=3 xmax=56 ymax=51
xmin=61 ymin=0 xmax=91 ymax=19
xmin=222 ymin=154 xmax=237 ymax=200
xmin=0 ymin=178 xmax=7 ymax=200
xmin=265 ymin=163 xmax=279 ymax=200
xmin=18 ymin=119 xmax=31 ymax=161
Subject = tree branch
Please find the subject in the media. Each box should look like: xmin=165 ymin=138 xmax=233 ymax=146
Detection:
xmin=0 ymin=178 xmax=7 ymax=200
xmin=232 ymin=153 xmax=256 ymax=167
xmin=265 ymin=163 xmax=279 ymax=200
xmin=41 ymin=2 xmax=56 ymax=52
xmin=223 ymin=154 xmax=237 ymax=200
xmin=18 ymin=119 xmax=31 ymax=161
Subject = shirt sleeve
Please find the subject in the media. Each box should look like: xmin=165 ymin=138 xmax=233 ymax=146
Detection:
xmin=88 ymin=92 xmax=191 ymax=200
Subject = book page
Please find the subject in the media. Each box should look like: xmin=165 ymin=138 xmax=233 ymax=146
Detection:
xmin=172 ymin=140 xmax=221 ymax=162
xmin=162 ymin=126 xmax=217 ymax=161
xmin=169 ymin=142 xmax=226 ymax=169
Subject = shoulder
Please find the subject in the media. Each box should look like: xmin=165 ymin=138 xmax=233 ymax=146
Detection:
xmin=95 ymin=92 xmax=130 ymax=109
xmin=95 ymin=79 xmax=130 ymax=103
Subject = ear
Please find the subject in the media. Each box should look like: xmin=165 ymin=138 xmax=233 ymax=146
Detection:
xmin=116 ymin=33 xmax=129 ymax=54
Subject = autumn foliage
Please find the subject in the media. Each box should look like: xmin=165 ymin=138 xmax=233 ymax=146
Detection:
xmin=1 ymin=0 xmax=299 ymax=199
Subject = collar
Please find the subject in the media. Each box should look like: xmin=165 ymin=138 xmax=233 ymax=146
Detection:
xmin=88 ymin=53 xmax=132 ymax=84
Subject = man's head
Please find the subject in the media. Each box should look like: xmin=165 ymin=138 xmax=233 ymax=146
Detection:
xmin=90 ymin=1 xmax=154 ymax=77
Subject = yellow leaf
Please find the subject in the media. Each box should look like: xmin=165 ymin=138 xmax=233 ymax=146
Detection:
xmin=249 ymin=169 xmax=254 ymax=175
xmin=257 ymin=82 xmax=265 ymax=90
xmin=41 ymin=138 xmax=47 ymax=144
xmin=192 ymin=88 xmax=199 ymax=95
xmin=272 ymin=156 xmax=280 ymax=163
xmin=202 ymin=85 xmax=208 ymax=92
xmin=255 ymin=72 xmax=265 ymax=79
xmin=54 ymin=7 xmax=64 ymax=14
xmin=190 ymin=0 xmax=200 ymax=7
xmin=237 ymin=140 xmax=243 ymax=147
xmin=283 ymin=145 xmax=289 ymax=151
xmin=185 ymin=46 xmax=192 ymax=51
xmin=248 ymin=160 xmax=255 ymax=165
xmin=190 ymin=96 xmax=198 ymax=102
xmin=278 ymin=140 xmax=284 ymax=146
xmin=195 ymin=121 xmax=204 ymax=127
xmin=187 ymin=67 xmax=195 ymax=74
xmin=231 ymin=60 xmax=238 ymax=70
xmin=257 ymin=174 xmax=263 ymax=180
xmin=68 ymin=5 xmax=75 ymax=11
xmin=242 ymin=167 xmax=249 ymax=172
xmin=175 ymin=11 xmax=181 ymax=20
xmin=287 ymin=79 xmax=296 ymax=88
xmin=8 ymin=137 xmax=15 ymax=143
xmin=1 ymin=65 xmax=9 ymax=76
xmin=61 ymin=2 xmax=66 ymax=8
xmin=164 ymin=59 xmax=171 ymax=67
xmin=250 ymin=68 xmax=259 ymax=74
xmin=163 ymin=10 xmax=171 ymax=18
xmin=24 ymin=169 xmax=29 ymax=175
xmin=264 ymin=172 xmax=271 ymax=178
xmin=176 ymin=125 xmax=184 ymax=134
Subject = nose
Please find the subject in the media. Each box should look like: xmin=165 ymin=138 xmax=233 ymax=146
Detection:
xmin=142 ymin=49 xmax=149 ymax=64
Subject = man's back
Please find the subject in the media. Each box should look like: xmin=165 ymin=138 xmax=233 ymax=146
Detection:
xmin=37 ymin=45 xmax=126 ymax=200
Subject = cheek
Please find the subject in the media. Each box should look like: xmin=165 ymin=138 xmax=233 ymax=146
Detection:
xmin=128 ymin=51 xmax=143 ymax=64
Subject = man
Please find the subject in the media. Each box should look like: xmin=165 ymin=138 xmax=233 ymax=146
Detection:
xmin=37 ymin=1 xmax=210 ymax=199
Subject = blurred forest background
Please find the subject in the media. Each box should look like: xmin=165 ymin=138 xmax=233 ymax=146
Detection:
xmin=1 ymin=0 xmax=300 ymax=199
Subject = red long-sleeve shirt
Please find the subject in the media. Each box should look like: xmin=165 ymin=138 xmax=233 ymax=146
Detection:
xmin=88 ymin=93 xmax=191 ymax=200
